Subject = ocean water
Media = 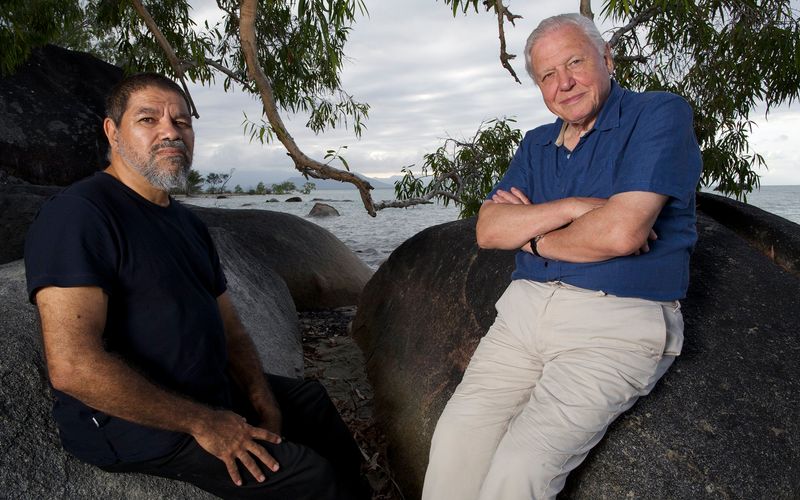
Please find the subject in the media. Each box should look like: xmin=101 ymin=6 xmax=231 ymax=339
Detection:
xmin=182 ymin=185 xmax=799 ymax=270
xmin=182 ymin=188 xmax=460 ymax=270
xmin=730 ymin=185 xmax=800 ymax=225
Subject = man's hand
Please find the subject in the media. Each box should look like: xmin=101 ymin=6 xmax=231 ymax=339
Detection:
xmin=491 ymin=187 xmax=531 ymax=205
xmin=193 ymin=409 xmax=282 ymax=486
xmin=633 ymin=229 xmax=658 ymax=255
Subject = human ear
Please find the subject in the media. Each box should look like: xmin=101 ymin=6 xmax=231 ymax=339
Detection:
xmin=102 ymin=118 xmax=119 ymax=148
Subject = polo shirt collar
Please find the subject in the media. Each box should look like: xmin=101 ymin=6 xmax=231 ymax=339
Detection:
xmin=545 ymin=79 xmax=624 ymax=146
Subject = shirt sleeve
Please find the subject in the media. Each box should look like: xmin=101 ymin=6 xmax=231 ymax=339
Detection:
xmin=24 ymin=194 xmax=119 ymax=303
xmin=612 ymin=94 xmax=703 ymax=208
xmin=486 ymin=130 xmax=536 ymax=201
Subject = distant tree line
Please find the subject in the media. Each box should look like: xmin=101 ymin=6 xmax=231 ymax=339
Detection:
xmin=178 ymin=170 xmax=315 ymax=196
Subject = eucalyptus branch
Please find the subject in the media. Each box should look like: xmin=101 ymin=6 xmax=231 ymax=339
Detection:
xmin=128 ymin=0 xmax=200 ymax=118
xmin=495 ymin=1 xmax=521 ymax=84
xmin=201 ymin=58 xmax=253 ymax=89
xmin=239 ymin=0 xmax=377 ymax=216
xmin=580 ymin=0 xmax=595 ymax=20
xmin=607 ymin=6 xmax=660 ymax=49
xmin=615 ymin=54 xmax=648 ymax=63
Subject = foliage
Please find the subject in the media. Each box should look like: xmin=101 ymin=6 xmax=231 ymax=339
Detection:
xmin=255 ymin=181 xmax=267 ymax=195
xmin=233 ymin=184 xmax=243 ymax=194
xmin=1 ymin=0 xmax=369 ymax=138
xmin=271 ymin=181 xmax=297 ymax=194
xmin=395 ymin=118 xmax=522 ymax=218
xmin=604 ymin=0 xmax=800 ymax=199
xmin=0 ymin=0 xmax=83 ymax=74
xmin=426 ymin=0 xmax=800 ymax=204
xmin=186 ymin=168 xmax=204 ymax=194
xmin=300 ymin=181 xmax=316 ymax=194
xmin=204 ymin=170 xmax=234 ymax=193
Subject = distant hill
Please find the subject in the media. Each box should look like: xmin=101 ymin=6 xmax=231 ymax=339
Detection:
xmin=285 ymin=175 xmax=397 ymax=190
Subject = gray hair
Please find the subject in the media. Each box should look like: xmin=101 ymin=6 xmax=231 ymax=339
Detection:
xmin=524 ymin=13 xmax=608 ymax=83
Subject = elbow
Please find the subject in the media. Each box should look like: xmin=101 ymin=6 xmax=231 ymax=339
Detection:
xmin=476 ymin=229 xmax=493 ymax=249
xmin=475 ymin=204 xmax=500 ymax=249
xmin=606 ymin=228 xmax=648 ymax=256
xmin=475 ymin=219 xmax=498 ymax=249
xmin=46 ymin=358 xmax=83 ymax=394
xmin=47 ymin=365 xmax=73 ymax=393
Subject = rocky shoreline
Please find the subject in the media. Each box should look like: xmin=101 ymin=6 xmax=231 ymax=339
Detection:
xmin=299 ymin=308 xmax=402 ymax=500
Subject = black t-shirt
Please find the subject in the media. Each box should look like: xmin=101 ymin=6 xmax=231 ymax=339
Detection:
xmin=25 ymin=172 xmax=230 ymax=465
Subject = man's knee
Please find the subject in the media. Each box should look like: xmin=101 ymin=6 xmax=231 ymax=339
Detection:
xmin=480 ymin=444 xmax=564 ymax=500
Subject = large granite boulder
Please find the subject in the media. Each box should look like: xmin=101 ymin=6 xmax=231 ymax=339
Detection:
xmin=697 ymin=191 xmax=800 ymax=277
xmin=0 ymin=184 xmax=59 ymax=265
xmin=192 ymin=206 xmax=372 ymax=311
xmin=0 ymin=45 xmax=122 ymax=186
xmin=353 ymin=203 xmax=800 ymax=499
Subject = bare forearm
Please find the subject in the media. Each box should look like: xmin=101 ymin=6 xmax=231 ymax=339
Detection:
xmin=51 ymin=351 xmax=213 ymax=436
xmin=218 ymin=292 xmax=281 ymax=432
xmin=476 ymin=199 xmax=576 ymax=250
xmin=226 ymin=333 xmax=281 ymax=430
xmin=537 ymin=193 xmax=667 ymax=262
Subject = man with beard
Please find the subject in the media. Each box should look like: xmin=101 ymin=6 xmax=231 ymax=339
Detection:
xmin=24 ymin=73 xmax=367 ymax=499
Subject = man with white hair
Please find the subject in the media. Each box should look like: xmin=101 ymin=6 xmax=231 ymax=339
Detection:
xmin=422 ymin=13 xmax=702 ymax=500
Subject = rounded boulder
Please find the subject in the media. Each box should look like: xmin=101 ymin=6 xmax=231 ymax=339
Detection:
xmin=353 ymin=206 xmax=800 ymax=499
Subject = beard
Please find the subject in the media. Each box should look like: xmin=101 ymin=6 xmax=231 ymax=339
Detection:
xmin=118 ymin=139 xmax=192 ymax=192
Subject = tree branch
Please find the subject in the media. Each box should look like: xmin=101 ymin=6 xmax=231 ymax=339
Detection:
xmin=239 ymin=0 xmax=377 ymax=216
xmin=580 ymin=0 xmax=595 ymax=20
xmin=128 ymin=0 xmax=200 ymax=118
xmin=614 ymin=54 xmax=648 ymax=63
xmin=607 ymin=6 xmax=660 ymax=49
xmin=494 ymin=0 xmax=521 ymax=84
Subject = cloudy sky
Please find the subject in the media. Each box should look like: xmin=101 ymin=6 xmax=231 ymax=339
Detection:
xmin=185 ymin=0 xmax=800 ymax=189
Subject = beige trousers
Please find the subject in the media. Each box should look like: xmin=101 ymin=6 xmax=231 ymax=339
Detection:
xmin=422 ymin=280 xmax=683 ymax=500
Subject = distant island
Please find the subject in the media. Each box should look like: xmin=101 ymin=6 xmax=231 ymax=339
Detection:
xmin=284 ymin=175 xmax=399 ymax=190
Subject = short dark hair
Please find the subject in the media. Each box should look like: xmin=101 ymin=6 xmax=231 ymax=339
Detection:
xmin=105 ymin=73 xmax=189 ymax=124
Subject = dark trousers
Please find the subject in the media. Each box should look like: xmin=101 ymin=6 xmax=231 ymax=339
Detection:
xmin=101 ymin=375 xmax=368 ymax=500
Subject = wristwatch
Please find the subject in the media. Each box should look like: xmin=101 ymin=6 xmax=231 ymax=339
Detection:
xmin=530 ymin=234 xmax=544 ymax=257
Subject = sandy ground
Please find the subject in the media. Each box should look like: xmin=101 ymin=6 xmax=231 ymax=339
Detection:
xmin=299 ymin=308 xmax=404 ymax=500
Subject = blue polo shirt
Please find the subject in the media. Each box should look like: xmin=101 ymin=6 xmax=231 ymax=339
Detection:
xmin=489 ymin=81 xmax=702 ymax=301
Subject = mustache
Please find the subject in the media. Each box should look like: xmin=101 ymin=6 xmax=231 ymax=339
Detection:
xmin=151 ymin=140 xmax=188 ymax=155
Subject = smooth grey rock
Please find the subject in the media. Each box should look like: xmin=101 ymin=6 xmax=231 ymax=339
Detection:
xmin=308 ymin=202 xmax=340 ymax=217
xmin=208 ymin=227 xmax=302 ymax=377
xmin=353 ymin=208 xmax=800 ymax=499
xmin=285 ymin=196 xmax=302 ymax=202
xmin=697 ymin=191 xmax=800 ymax=277
xmin=0 ymin=45 xmax=122 ymax=185
xmin=191 ymin=206 xmax=371 ymax=311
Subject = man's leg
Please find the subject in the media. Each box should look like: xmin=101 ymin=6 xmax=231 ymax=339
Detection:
xmin=478 ymin=285 xmax=684 ymax=500
xmin=104 ymin=376 xmax=367 ymax=500
xmin=102 ymin=434 xmax=339 ymax=500
xmin=265 ymin=375 xmax=369 ymax=500
xmin=422 ymin=281 xmax=551 ymax=500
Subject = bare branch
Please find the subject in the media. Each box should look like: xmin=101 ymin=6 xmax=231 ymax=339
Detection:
xmin=614 ymin=54 xmax=648 ymax=63
xmin=181 ymin=57 xmax=253 ymax=90
xmin=495 ymin=1 xmax=521 ymax=84
xmin=580 ymin=0 xmax=595 ymax=20
xmin=128 ymin=0 xmax=200 ymax=118
xmin=239 ymin=0 xmax=377 ymax=216
xmin=608 ymin=6 xmax=661 ymax=49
